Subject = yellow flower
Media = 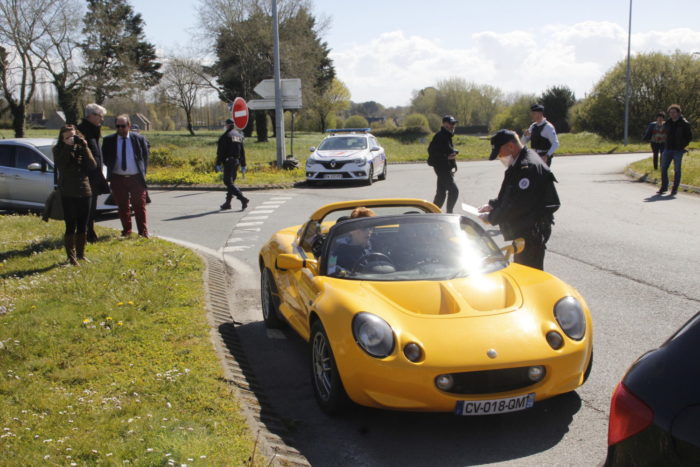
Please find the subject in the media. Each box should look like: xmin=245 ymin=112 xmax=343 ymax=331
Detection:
xmin=127 ymin=301 xmax=134 ymax=306
xmin=82 ymin=318 xmax=92 ymax=325
xmin=117 ymin=302 xmax=124 ymax=306
xmin=117 ymin=321 xmax=124 ymax=326
xmin=106 ymin=317 xmax=113 ymax=321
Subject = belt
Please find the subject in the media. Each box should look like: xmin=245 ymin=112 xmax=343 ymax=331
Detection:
xmin=113 ymin=173 xmax=139 ymax=178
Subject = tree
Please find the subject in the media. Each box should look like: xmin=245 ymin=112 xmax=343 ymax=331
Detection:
xmin=572 ymin=52 xmax=700 ymax=139
xmin=539 ymin=85 xmax=576 ymax=133
xmin=160 ymin=58 xmax=209 ymax=135
xmin=307 ymin=78 xmax=350 ymax=132
xmin=81 ymin=0 xmax=162 ymax=104
xmin=490 ymin=93 xmax=537 ymax=133
xmin=411 ymin=79 xmax=503 ymax=127
xmin=0 ymin=0 xmax=57 ymax=137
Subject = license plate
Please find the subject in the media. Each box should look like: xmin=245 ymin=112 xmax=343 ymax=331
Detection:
xmin=455 ymin=393 xmax=535 ymax=416
xmin=324 ymin=174 xmax=343 ymax=179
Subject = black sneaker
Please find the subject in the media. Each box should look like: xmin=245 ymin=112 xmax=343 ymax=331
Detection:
xmin=241 ymin=197 xmax=249 ymax=210
xmin=670 ymin=189 xmax=678 ymax=196
xmin=220 ymin=202 xmax=231 ymax=210
xmin=656 ymin=188 xmax=667 ymax=194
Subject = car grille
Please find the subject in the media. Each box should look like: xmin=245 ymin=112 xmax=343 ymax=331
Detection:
xmin=441 ymin=367 xmax=543 ymax=395
xmin=320 ymin=160 xmax=348 ymax=169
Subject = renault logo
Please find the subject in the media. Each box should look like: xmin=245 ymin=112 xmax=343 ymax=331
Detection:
xmin=330 ymin=160 xmax=337 ymax=168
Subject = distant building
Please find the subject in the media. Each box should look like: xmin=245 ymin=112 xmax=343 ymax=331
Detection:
xmin=104 ymin=113 xmax=151 ymax=131
xmin=45 ymin=111 xmax=67 ymax=130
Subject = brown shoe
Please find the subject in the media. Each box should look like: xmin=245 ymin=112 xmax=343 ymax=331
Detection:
xmin=75 ymin=233 xmax=91 ymax=262
xmin=64 ymin=234 xmax=79 ymax=266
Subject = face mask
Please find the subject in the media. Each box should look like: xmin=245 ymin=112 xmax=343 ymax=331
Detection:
xmin=500 ymin=155 xmax=513 ymax=168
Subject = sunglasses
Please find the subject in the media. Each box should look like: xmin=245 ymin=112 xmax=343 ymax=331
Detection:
xmin=115 ymin=124 xmax=128 ymax=128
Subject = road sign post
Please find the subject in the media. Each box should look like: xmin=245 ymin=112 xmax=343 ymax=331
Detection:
xmin=232 ymin=97 xmax=249 ymax=130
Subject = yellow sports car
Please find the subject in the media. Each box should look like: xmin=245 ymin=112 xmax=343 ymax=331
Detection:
xmin=259 ymin=199 xmax=593 ymax=415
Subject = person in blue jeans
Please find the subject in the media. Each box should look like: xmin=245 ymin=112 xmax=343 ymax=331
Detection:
xmin=658 ymin=104 xmax=692 ymax=196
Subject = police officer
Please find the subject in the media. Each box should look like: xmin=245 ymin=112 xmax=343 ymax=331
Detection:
xmin=521 ymin=104 xmax=559 ymax=166
xmin=427 ymin=115 xmax=459 ymax=213
xmin=478 ymin=129 xmax=560 ymax=270
xmin=216 ymin=118 xmax=249 ymax=210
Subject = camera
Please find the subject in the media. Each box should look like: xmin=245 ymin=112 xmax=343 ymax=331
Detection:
xmin=73 ymin=135 xmax=82 ymax=145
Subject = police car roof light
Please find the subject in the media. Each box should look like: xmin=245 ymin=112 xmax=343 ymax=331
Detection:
xmin=325 ymin=128 xmax=370 ymax=134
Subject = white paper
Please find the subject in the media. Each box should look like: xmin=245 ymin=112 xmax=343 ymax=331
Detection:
xmin=461 ymin=203 xmax=480 ymax=216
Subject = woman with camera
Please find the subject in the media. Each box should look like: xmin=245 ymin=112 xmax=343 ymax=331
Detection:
xmin=54 ymin=125 xmax=97 ymax=265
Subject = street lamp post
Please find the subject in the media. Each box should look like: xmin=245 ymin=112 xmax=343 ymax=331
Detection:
xmin=623 ymin=0 xmax=633 ymax=146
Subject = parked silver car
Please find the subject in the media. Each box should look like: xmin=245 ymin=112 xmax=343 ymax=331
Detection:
xmin=0 ymin=138 xmax=115 ymax=211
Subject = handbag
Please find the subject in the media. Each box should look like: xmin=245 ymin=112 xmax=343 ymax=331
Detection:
xmin=42 ymin=189 xmax=64 ymax=222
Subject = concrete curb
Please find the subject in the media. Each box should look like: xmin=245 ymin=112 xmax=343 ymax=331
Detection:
xmin=624 ymin=168 xmax=700 ymax=195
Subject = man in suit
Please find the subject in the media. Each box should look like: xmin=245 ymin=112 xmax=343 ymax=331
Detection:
xmin=102 ymin=114 xmax=150 ymax=238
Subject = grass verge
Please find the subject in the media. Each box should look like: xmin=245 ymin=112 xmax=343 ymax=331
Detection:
xmin=628 ymin=151 xmax=700 ymax=188
xmin=0 ymin=215 xmax=258 ymax=466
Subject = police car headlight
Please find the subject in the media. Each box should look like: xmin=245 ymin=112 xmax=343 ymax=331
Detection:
xmin=554 ymin=297 xmax=585 ymax=340
xmin=306 ymin=158 xmax=317 ymax=167
xmin=352 ymin=313 xmax=395 ymax=358
xmin=352 ymin=158 xmax=367 ymax=166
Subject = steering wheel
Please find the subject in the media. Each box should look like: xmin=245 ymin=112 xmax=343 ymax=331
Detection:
xmin=351 ymin=252 xmax=396 ymax=273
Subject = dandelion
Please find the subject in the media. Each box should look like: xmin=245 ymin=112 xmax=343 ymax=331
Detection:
xmin=117 ymin=321 xmax=124 ymax=326
xmin=128 ymin=301 xmax=134 ymax=306
xmin=117 ymin=302 xmax=124 ymax=306
xmin=82 ymin=318 xmax=92 ymax=326
xmin=106 ymin=317 xmax=113 ymax=321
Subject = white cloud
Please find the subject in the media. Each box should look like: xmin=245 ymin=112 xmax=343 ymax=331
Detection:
xmin=330 ymin=23 xmax=700 ymax=106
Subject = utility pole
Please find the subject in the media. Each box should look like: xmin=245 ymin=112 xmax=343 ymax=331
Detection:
xmin=623 ymin=0 xmax=633 ymax=146
xmin=272 ymin=0 xmax=286 ymax=166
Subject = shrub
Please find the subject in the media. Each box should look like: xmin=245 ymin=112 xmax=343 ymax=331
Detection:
xmin=372 ymin=126 xmax=431 ymax=143
xmin=403 ymin=113 xmax=429 ymax=129
xmin=343 ymin=115 xmax=369 ymax=129
xmin=149 ymin=144 xmax=185 ymax=168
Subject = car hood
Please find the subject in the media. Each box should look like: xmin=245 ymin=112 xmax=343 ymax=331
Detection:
xmin=315 ymin=149 xmax=366 ymax=158
xmin=361 ymin=273 xmax=522 ymax=317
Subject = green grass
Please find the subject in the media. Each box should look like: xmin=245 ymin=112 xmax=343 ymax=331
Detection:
xmin=0 ymin=216 xmax=259 ymax=466
xmin=628 ymin=151 xmax=700 ymax=188
xmin=15 ymin=128 xmax=696 ymax=186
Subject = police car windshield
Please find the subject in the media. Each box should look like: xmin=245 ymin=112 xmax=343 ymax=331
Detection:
xmin=324 ymin=215 xmax=506 ymax=281
xmin=318 ymin=136 xmax=367 ymax=151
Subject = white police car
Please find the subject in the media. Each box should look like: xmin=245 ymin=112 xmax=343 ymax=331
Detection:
xmin=305 ymin=129 xmax=387 ymax=185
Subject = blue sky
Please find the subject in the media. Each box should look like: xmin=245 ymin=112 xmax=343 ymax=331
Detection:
xmin=131 ymin=0 xmax=700 ymax=106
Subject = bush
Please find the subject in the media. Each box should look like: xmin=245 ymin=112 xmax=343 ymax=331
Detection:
xmin=403 ymin=113 xmax=429 ymax=129
xmin=372 ymin=126 xmax=431 ymax=143
xmin=149 ymin=144 xmax=186 ymax=168
xmin=343 ymin=115 xmax=369 ymax=128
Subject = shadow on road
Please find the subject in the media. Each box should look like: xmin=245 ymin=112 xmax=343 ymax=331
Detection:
xmin=162 ymin=210 xmax=237 ymax=221
xmin=234 ymin=320 xmax=583 ymax=466
xmin=643 ymin=194 xmax=677 ymax=202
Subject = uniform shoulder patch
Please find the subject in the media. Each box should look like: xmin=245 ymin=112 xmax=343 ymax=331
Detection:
xmin=519 ymin=178 xmax=530 ymax=190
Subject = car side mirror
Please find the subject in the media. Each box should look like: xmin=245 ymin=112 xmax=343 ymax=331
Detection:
xmin=276 ymin=253 xmax=318 ymax=272
xmin=27 ymin=162 xmax=43 ymax=171
xmin=370 ymin=146 xmax=381 ymax=152
xmin=501 ymin=238 xmax=525 ymax=261
xmin=309 ymin=146 xmax=316 ymax=152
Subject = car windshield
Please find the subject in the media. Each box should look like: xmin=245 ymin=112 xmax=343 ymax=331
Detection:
xmin=318 ymin=136 xmax=367 ymax=151
xmin=37 ymin=144 xmax=54 ymax=162
xmin=323 ymin=214 xmax=507 ymax=281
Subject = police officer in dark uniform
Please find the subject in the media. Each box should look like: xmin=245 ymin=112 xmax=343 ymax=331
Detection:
xmin=216 ymin=118 xmax=249 ymax=210
xmin=427 ymin=115 xmax=459 ymax=213
xmin=478 ymin=129 xmax=560 ymax=270
xmin=522 ymin=104 xmax=559 ymax=166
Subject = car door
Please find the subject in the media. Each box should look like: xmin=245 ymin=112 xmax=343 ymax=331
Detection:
xmin=370 ymin=136 xmax=385 ymax=171
xmin=9 ymin=145 xmax=54 ymax=209
xmin=0 ymin=144 xmax=15 ymax=207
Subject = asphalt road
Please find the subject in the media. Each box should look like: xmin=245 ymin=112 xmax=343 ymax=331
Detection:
xmin=99 ymin=153 xmax=700 ymax=466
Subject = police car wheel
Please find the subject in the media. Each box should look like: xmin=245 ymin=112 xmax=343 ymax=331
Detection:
xmin=365 ymin=164 xmax=374 ymax=186
xmin=378 ymin=162 xmax=387 ymax=181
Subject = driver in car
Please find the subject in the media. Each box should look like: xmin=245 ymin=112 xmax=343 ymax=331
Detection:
xmin=328 ymin=207 xmax=377 ymax=273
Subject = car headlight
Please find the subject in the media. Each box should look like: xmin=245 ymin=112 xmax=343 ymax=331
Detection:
xmin=352 ymin=158 xmax=367 ymax=166
xmin=352 ymin=312 xmax=395 ymax=358
xmin=554 ymin=296 xmax=585 ymax=340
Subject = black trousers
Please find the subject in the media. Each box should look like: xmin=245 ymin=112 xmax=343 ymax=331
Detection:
xmin=223 ymin=160 xmax=244 ymax=201
xmin=86 ymin=193 xmax=99 ymax=235
xmin=513 ymin=226 xmax=551 ymax=271
xmin=432 ymin=167 xmax=459 ymax=213
xmin=650 ymin=143 xmax=664 ymax=170
xmin=62 ymin=196 xmax=91 ymax=235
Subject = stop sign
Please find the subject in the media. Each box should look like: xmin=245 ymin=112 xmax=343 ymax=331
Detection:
xmin=232 ymin=97 xmax=249 ymax=129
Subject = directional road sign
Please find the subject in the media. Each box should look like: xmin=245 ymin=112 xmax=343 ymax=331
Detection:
xmin=249 ymin=78 xmax=302 ymax=110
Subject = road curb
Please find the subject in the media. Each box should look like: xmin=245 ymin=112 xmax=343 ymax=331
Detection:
xmin=624 ymin=168 xmax=700 ymax=195
xmin=198 ymin=252 xmax=311 ymax=467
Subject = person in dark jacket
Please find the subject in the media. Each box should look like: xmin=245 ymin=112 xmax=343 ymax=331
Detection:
xmin=102 ymin=114 xmax=151 ymax=238
xmin=216 ymin=118 xmax=249 ymax=210
xmin=478 ymin=129 xmax=560 ymax=270
xmin=54 ymin=125 xmax=97 ymax=265
xmin=642 ymin=112 xmax=667 ymax=170
xmin=658 ymin=104 xmax=692 ymax=196
xmin=427 ymin=115 xmax=459 ymax=213
xmin=77 ymin=103 xmax=111 ymax=243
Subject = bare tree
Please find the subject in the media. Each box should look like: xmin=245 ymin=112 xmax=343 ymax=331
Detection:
xmin=0 ymin=0 xmax=57 ymax=137
xmin=160 ymin=57 xmax=210 ymax=135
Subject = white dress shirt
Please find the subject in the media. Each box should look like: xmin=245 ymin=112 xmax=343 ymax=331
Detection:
xmin=112 ymin=133 xmax=139 ymax=175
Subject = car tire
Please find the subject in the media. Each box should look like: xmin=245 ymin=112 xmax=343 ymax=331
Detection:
xmin=378 ymin=161 xmax=387 ymax=180
xmin=310 ymin=320 xmax=350 ymax=415
xmin=365 ymin=164 xmax=374 ymax=186
xmin=261 ymin=268 xmax=284 ymax=328
xmin=583 ymin=349 xmax=593 ymax=384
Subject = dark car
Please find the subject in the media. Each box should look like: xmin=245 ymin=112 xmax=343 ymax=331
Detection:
xmin=604 ymin=312 xmax=700 ymax=466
